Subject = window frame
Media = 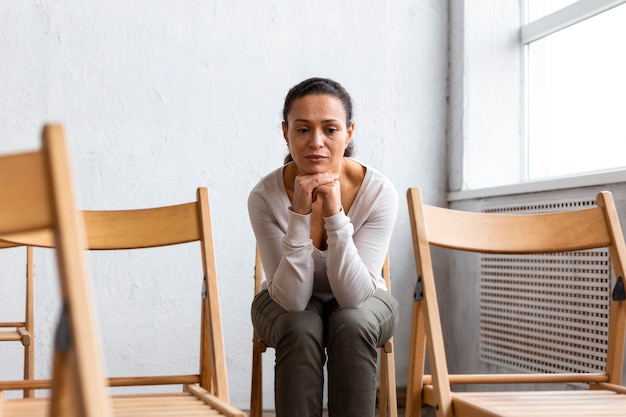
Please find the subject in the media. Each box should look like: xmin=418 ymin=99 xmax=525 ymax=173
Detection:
xmin=520 ymin=0 xmax=626 ymax=180
xmin=522 ymin=0 xmax=625 ymax=43
xmin=448 ymin=0 xmax=626 ymax=200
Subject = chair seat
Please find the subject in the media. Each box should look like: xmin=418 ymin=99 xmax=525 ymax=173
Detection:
xmin=2 ymin=385 xmax=244 ymax=417
xmin=451 ymin=390 xmax=626 ymax=417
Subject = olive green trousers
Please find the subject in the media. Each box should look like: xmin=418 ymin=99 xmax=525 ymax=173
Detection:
xmin=251 ymin=289 xmax=399 ymax=417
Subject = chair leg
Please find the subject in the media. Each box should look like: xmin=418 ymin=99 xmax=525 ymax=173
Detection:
xmin=250 ymin=335 xmax=264 ymax=417
xmin=380 ymin=339 xmax=398 ymax=417
xmin=24 ymin=245 xmax=35 ymax=398
xmin=49 ymin=347 xmax=79 ymax=417
xmin=406 ymin=303 xmax=426 ymax=417
xmin=23 ymin=339 xmax=35 ymax=398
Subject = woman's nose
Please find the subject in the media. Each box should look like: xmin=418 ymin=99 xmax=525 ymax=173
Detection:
xmin=309 ymin=129 xmax=324 ymax=147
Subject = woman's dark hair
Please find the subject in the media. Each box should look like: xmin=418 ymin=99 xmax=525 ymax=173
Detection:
xmin=282 ymin=77 xmax=354 ymax=164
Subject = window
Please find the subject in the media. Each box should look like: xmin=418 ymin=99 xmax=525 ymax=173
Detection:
xmin=523 ymin=0 xmax=626 ymax=180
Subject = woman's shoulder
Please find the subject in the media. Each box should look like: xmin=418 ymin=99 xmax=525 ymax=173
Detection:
xmin=248 ymin=166 xmax=286 ymax=213
xmin=350 ymin=159 xmax=396 ymax=193
xmin=249 ymin=165 xmax=285 ymax=194
xmin=347 ymin=159 xmax=398 ymax=221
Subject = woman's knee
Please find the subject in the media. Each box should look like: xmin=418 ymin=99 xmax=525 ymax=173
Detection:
xmin=275 ymin=310 xmax=324 ymax=346
xmin=327 ymin=308 xmax=377 ymax=344
xmin=327 ymin=290 xmax=399 ymax=346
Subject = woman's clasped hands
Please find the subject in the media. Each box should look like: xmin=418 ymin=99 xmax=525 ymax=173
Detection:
xmin=291 ymin=172 xmax=342 ymax=217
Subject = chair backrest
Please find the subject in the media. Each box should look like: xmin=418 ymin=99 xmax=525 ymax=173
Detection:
xmin=406 ymin=187 xmax=626 ymax=413
xmin=2 ymin=187 xmax=230 ymax=401
xmin=0 ymin=124 xmax=112 ymax=416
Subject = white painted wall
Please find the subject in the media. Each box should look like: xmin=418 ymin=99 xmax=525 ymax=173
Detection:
xmin=448 ymin=0 xmax=522 ymax=191
xmin=0 ymin=0 xmax=449 ymax=409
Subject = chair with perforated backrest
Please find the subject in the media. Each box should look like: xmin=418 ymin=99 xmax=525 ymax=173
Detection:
xmin=1 ymin=187 xmax=246 ymax=416
xmin=0 ymin=124 xmax=113 ymax=417
xmin=406 ymin=186 xmax=626 ymax=417
xmin=250 ymin=246 xmax=398 ymax=417
xmin=0 ymin=240 xmax=35 ymax=398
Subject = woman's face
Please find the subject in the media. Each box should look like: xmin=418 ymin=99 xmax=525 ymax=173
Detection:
xmin=283 ymin=94 xmax=354 ymax=175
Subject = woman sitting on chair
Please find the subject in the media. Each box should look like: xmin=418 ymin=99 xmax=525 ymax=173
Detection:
xmin=249 ymin=77 xmax=399 ymax=417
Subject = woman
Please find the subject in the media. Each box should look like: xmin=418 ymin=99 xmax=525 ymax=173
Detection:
xmin=249 ymin=77 xmax=399 ymax=417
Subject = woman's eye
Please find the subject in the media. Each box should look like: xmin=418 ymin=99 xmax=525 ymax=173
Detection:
xmin=296 ymin=127 xmax=309 ymax=133
xmin=326 ymin=127 xmax=338 ymax=134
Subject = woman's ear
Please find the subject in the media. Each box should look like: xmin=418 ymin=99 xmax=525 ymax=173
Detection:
xmin=346 ymin=122 xmax=355 ymax=144
xmin=282 ymin=122 xmax=289 ymax=144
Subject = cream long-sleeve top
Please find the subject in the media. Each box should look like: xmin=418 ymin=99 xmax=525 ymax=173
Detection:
xmin=248 ymin=160 xmax=398 ymax=312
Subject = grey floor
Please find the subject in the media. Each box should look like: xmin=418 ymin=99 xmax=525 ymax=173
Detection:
xmin=259 ymin=411 xmax=402 ymax=417
xmin=254 ymin=388 xmax=439 ymax=416
xmin=253 ymin=386 xmax=439 ymax=416
xmin=258 ymin=405 xmax=436 ymax=416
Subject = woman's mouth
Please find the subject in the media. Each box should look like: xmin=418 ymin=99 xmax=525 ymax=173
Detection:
xmin=306 ymin=155 xmax=327 ymax=162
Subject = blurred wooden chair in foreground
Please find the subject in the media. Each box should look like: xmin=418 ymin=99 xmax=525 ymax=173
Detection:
xmin=1 ymin=186 xmax=246 ymax=416
xmin=1 ymin=125 xmax=244 ymax=416
xmin=406 ymin=186 xmax=626 ymax=417
xmin=0 ymin=124 xmax=112 ymax=416
xmin=250 ymin=247 xmax=398 ymax=417
xmin=0 ymin=240 xmax=35 ymax=398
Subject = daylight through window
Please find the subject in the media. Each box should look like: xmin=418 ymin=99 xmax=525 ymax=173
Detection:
xmin=523 ymin=0 xmax=626 ymax=180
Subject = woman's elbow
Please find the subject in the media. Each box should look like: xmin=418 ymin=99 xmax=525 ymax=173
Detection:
xmin=268 ymin=288 xmax=309 ymax=312
xmin=335 ymin=289 xmax=375 ymax=309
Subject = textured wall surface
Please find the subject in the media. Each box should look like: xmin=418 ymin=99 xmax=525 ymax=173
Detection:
xmin=0 ymin=0 xmax=448 ymax=408
xmin=448 ymin=0 xmax=522 ymax=191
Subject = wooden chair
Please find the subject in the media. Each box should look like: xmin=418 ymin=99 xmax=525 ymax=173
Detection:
xmin=0 ymin=240 xmax=35 ymax=398
xmin=406 ymin=187 xmax=626 ymax=417
xmin=250 ymin=247 xmax=398 ymax=417
xmin=1 ymin=187 xmax=246 ymax=416
xmin=0 ymin=124 xmax=113 ymax=416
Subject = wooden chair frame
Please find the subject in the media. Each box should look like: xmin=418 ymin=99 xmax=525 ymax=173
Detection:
xmin=1 ymin=187 xmax=245 ymax=416
xmin=406 ymin=187 xmax=626 ymax=417
xmin=0 ymin=124 xmax=112 ymax=416
xmin=250 ymin=247 xmax=398 ymax=417
xmin=0 ymin=241 xmax=35 ymax=398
